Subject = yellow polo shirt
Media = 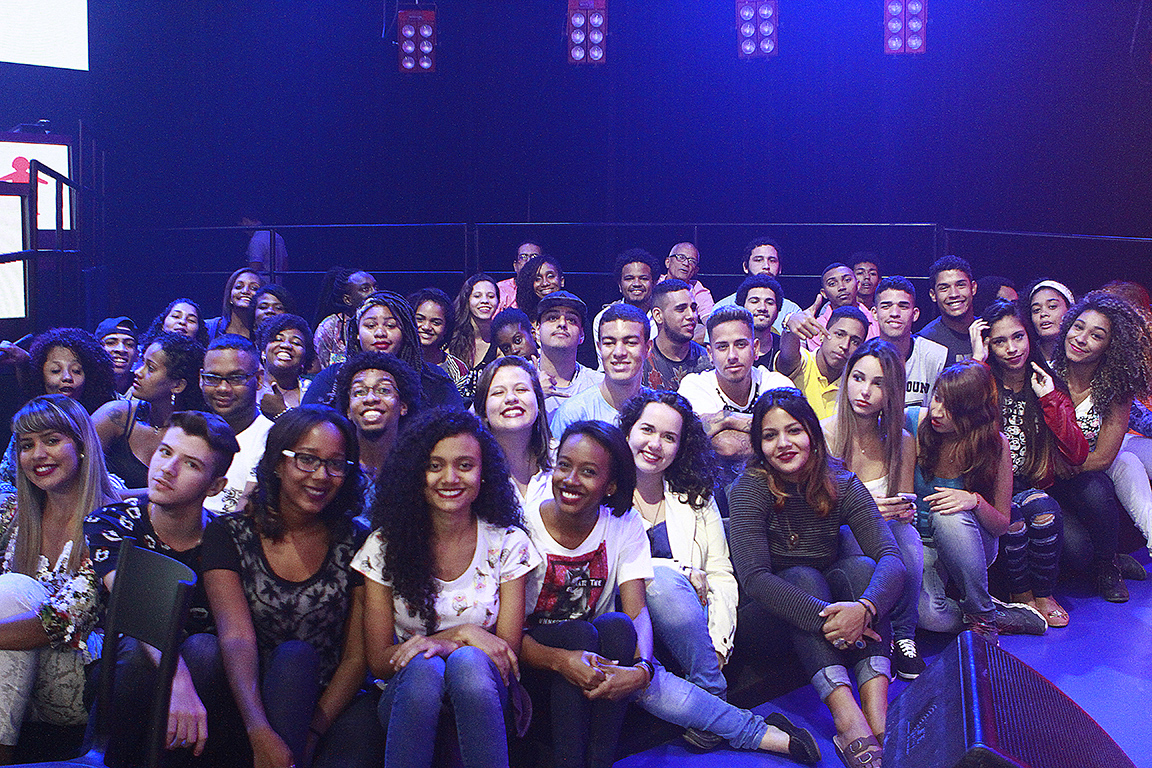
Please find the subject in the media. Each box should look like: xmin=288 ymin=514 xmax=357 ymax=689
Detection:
xmin=783 ymin=347 xmax=839 ymax=420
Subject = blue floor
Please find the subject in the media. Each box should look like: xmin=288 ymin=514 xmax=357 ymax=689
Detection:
xmin=617 ymin=552 xmax=1152 ymax=767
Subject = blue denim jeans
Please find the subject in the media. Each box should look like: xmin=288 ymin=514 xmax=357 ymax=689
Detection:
xmin=918 ymin=507 xmax=997 ymax=633
xmin=645 ymin=566 xmax=727 ymax=698
xmin=632 ymin=664 xmax=768 ymax=749
xmin=842 ymin=523 xmax=922 ymax=642
xmin=378 ymin=645 xmax=509 ymax=768
xmin=776 ymin=555 xmax=892 ymax=701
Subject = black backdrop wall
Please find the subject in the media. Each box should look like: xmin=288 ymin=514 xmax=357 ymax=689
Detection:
xmin=3 ymin=0 xmax=1152 ymax=314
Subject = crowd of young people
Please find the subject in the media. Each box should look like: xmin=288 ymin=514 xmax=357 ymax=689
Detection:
xmin=0 ymin=238 xmax=1148 ymax=768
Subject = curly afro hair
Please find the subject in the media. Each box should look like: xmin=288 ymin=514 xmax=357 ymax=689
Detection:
xmin=617 ymin=389 xmax=718 ymax=509
xmin=1053 ymin=289 xmax=1152 ymax=410
xmin=368 ymin=407 xmax=521 ymax=634
xmin=28 ymin=328 xmax=116 ymax=413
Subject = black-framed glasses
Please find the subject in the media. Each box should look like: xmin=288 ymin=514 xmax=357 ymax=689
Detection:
xmin=670 ymin=253 xmax=699 ymax=267
xmin=201 ymin=372 xmax=256 ymax=388
xmin=349 ymin=384 xmax=398 ymax=400
xmin=281 ymin=450 xmax=355 ymax=477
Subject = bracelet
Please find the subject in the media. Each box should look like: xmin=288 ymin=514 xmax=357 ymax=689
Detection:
xmin=858 ymin=599 xmax=876 ymax=623
xmin=632 ymin=658 xmax=655 ymax=687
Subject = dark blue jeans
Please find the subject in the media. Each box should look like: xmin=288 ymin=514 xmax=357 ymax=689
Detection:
xmin=524 ymin=613 xmax=636 ymax=768
xmin=377 ymin=645 xmax=510 ymax=768
xmin=1049 ymin=470 xmax=1120 ymax=572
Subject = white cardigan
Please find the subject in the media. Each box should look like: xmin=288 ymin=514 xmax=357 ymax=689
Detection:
xmin=640 ymin=481 xmax=739 ymax=663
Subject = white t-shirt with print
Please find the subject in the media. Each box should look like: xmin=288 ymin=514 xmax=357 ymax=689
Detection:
xmin=353 ymin=521 xmax=540 ymax=642
xmin=522 ymin=500 xmax=653 ymax=625
xmin=203 ymin=414 xmax=274 ymax=514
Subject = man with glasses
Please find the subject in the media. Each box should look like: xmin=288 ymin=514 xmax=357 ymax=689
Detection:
xmin=497 ymin=239 xmax=543 ymax=311
xmin=200 ymin=334 xmax=274 ymax=514
xmin=660 ymin=242 xmax=714 ymax=342
xmin=335 ymin=351 xmax=421 ymax=513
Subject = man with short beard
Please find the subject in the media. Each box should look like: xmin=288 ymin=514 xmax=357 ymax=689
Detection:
xmin=644 ymin=279 xmax=712 ymax=391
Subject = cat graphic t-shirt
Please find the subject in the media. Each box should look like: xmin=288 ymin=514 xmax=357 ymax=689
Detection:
xmin=523 ymin=501 xmax=653 ymax=625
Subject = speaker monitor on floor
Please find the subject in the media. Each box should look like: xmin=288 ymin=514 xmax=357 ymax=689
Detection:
xmin=885 ymin=631 xmax=1135 ymax=768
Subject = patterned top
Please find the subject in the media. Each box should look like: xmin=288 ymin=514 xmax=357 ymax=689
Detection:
xmin=314 ymin=313 xmax=349 ymax=369
xmin=353 ymin=521 xmax=540 ymax=641
xmin=85 ymin=499 xmax=216 ymax=637
xmin=1001 ymin=387 xmax=1028 ymax=476
xmin=0 ymin=495 xmax=103 ymax=660
xmin=201 ymin=511 xmax=368 ymax=686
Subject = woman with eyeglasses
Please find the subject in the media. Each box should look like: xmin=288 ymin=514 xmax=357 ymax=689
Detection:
xmin=203 ymin=406 xmax=382 ymax=768
xmin=729 ymin=387 xmax=903 ymax=768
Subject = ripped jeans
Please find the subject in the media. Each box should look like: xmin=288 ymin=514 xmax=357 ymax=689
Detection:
xmin=1003 ymin=488 xmax=1063 ymax=598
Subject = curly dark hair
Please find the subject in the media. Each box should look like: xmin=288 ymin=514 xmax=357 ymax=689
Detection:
xmin=557 ymin=421 xmax=637 ymax=517
xmin=28 ymin=328 xmax=116 ymax=413
xmin=617 ymin=390 xmax=717 ymax=509
xmin=256 ymin=313 xmax=317 ymax=371
xmin=408 ymin=287 xmax=457 ymax=351
xmin=1052 ymin=290 xmax=1152 ymax=410
xmin=249 ymin=405 xmax=362 ymax=541
xmin=980 ymin=299 xmax=1066 ymax=486
xmin=142 ymin=298 xmax=211 ymax=348
xmin=448 ymin=274 xmax=500 ymax=366
xmin=515 ymin=256 xmax=564 ymax=319
xmin=370 ymin=408 xmax=521 ymax=634
xmin=347 ymin=291 xmax=423 ymax=371
xmin=334 ymin=351 xmax=422 ymax=427
xmin=145 ymin=331 xmax=208 ymax=411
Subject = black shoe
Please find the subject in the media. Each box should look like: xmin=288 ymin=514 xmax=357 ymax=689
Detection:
xmin=765 ymin=712 xmax=821 ymax=765
xmin=894 ymin=637 xmax=926 ymax=680
xmin=1116 ymin=552 xmax=1149 ymax=581
xmin=682 ymin=727 xmax=723 ymax=751
xmin=1097 ymin=560 xmax=1130 ymax=602
xmin=968 ymin=602 xmax=1048 ymax=637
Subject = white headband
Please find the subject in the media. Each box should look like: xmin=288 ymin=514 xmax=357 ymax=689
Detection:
xmin=1029 ymin=280 xmax=1075 ymax=308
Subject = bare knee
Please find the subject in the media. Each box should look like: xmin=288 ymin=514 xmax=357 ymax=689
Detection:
xmin=1033 ymin=513 xmax=1055 ymax=527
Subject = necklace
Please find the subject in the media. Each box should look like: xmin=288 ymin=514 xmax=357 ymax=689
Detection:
xmin=632 ymin=491 xmax=665 ymax=524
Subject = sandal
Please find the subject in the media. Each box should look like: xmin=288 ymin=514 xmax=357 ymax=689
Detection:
xmin=1033 ymin=596 xmax=1070 ymax=628
xmin=834 ymin=733 xmax=883 ymax=768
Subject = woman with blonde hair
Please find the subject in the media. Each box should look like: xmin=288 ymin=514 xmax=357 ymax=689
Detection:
xmin=0 ymin=395 xmax=116 ymax=763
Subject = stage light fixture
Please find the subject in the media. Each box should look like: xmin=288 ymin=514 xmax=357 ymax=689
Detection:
xmin=736 ymin=1 xmax=777 ymax=59
xmin=884 ymin=0 xmax=926 ymax=54
xmin=398 ymin=5 xmax=436 ymax=72
xmin=568 ymin=0 xmax=607 ymax=64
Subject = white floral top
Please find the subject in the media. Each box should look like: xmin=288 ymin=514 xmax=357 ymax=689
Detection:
xmin=0 ymin=495 xmax=102 ymax=661
xmin=353 ymin=521 xmax=540 ymax=641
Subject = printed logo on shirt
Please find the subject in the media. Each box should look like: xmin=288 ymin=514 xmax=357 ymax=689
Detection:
xmin=529 ymin=542 xmax=608 ymax=624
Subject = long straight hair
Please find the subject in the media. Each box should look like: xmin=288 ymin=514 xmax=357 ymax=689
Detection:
xmin=748 ymin=388 xmax=839 ymax=517
xmin=449 ymin=274 xmax=499 ymax=366
xmin=831 ymin=338 xmax=906 ymax=497
xmin=12 ymin=395 xmax=116 ymax=574
xmin=918 ymin=360 xmax=1001 ymax=503
xmin=219 ymin=267 xmax=263 ymax=334
xmin=981 ymin=299 xmax=1064 ymax=486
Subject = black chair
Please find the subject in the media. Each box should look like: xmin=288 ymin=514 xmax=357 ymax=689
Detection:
xmin=16 ymin=541 xmax=197 ymax=768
